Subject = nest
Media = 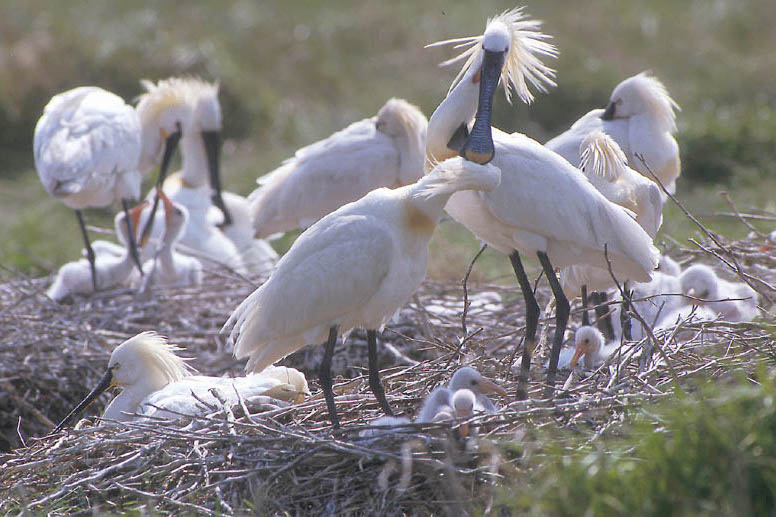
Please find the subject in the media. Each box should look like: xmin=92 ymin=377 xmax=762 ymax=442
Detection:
xmin=1 ymin=213 xmax=776 ymax=514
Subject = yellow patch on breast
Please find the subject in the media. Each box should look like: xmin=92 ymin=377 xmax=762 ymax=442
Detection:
xmin=403 ymin=201 xmax=436 ymax=236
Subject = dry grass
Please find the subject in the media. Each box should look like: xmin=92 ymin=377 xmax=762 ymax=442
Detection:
xmin=1 ymin=220 xmax=775 ymax=514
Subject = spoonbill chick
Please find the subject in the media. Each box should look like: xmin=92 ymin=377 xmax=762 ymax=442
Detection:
xmin=54 ymin=332 xmax=308 ymax=431
xmin=135 ymin=189 xmax=203 ymax=289
xmin=213 ymin=192 xmax=279 ymax=273
xmin=358 ymin=415 xmax=413 ymax=438
xmin=249 ymin=98 xmax=428 ymax=238
xmin=223 ymin=156 xmax=501 ymax=428
xmin=426 ymin=8 xmax=659 ymax=397
xmin=611 ymin=270 xmax=683 ymax=341
xmin=657 ymin=254 xmax=682 ymax=277
xmin=34 ymin=86 xmax=145 ymax=288
xmin=546 ymin=72 xmax=681 ymax=194
xmin=569 ymin=326 xmax=619 ymax=369
xmin=447 ymin=366 xmax=507 ymax=412
xmin=416 ymin=387 xmax=454 ymax=423
xmin=680 ymin=264 xmax=758 ymax=322
xmin=47 ymin=201 xmax=147 ymax=301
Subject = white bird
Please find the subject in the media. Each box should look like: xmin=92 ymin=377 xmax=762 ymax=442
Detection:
xmin=138 ymin=77 xmax=275 ymax=274
xmin=47 ymin=201 xmax=147 ymax=301
xmin=54 ymin=332 xmax=309 ymax=430
xmin=34 ymin=86 xmax=145 ymax=288
xmin=610 ymin=270 xmax=684 ymax=341
xmin=248 ymin=98 xmax=428 ymax=238
xmin=416 ymin=367 xmax=506 ymax=423
xmin=568 ymin=326 xmax=620 ymax=369
xmin=559 ymin=131 xmax=663 ymax=340
xmin=133 ymin=189 xmax=203 ymax=289
xmin=425 ymin=8 xmax=659 ymax=397
xmin=545 ymin=71 xmax=681 ymax=194
xmin=358 ymin=415 xmax=413 ymax=438
xmin=679 ymin=264 xmax=758 ymax=322
xmin=657 ymin=254 xmax=682 ymax=277
xmin=223 ymin=156 xmax=501 ymax=427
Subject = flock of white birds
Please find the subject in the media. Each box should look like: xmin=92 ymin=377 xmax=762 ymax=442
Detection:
xmin=38 ymin=7 xmax=759 ymax=433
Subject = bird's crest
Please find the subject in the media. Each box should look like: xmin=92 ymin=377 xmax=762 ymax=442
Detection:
xmin=625 ymin=72 xmax=680 ymax=133
xmin=426 ymin=7 xmax=558 ymax=104
xmin=119 ymin=331 xmax=195 ymax=383
xmin=579 ymin=130 xmax=628 ymax=182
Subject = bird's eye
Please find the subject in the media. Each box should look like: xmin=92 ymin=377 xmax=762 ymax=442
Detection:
xmin=615 ymin=98 xmax=624 ymax=106
xmin=470 ymin=379 xmax=477 ymax=386
xmin=700 ymin=290 xmax=709 ymax=298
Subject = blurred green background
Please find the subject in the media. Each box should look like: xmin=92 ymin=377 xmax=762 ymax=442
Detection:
xmin=1 ymin=0 xmax=775 ymax=281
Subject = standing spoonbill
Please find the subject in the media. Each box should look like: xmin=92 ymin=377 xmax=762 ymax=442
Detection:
xmin=426 ymin=8 xmax=659 ymax=398
xmin=138 ymin=78 xmax=273 ymax=273
xmin=223 ymin=157 xmax=501 ymax=428
xmin=248 ymin=98 xmax=428 ymax=238
xmin=34 ymin=86 xmax=145 ymax=289
xmin=53 ymin=332 xmax=308 ymax=431
xmin=47 ymin=201 xmax=147 ymax=301
xmin=545 ymin=72 xmax=681 ymax=194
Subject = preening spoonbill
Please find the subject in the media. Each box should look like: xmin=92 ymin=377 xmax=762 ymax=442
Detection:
xmin=559 ymin=131 xmax=663 ymax=339
xmin=33 ymin=86 xmax=145 ymax=289
xmin=426 ymin=8 xmax=659 ymax=397
xmin=53 ymin=332 xmax=308 ymax=431
xmin=248 ymin=98 xmax=428 ymax=238
xmin=133 ymin=189 xmax=203 ymax=289
xmin=47 ymin=201 xmax=147 ymax=301
xmin=545 ymin=71 xmax=681 ymax=194
xmin=223 ymin=156 xmax=501 ymax=427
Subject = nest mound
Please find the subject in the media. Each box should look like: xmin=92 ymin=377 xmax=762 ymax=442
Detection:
xmin=1 ymin=225 xmax=775 ymax=514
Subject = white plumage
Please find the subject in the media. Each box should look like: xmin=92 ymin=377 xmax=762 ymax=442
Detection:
xmin=54 ymin=332 xmax=309 ymax=431
xmin=416 ymin=367 xmax=506 ymax=423
xmin=133 ymin=189 xmax=203 ymax=289
xmin=47 ymin=202 xmax=146 ymax=301
xmin=223 ymin=157 xmax=500 ymax=372
xmin=34 ymin=87 xmax=142 ymax=210
xmin=560 ymin=131 xmax=663 ymax=296
xmin=249 ymin=98 xmax=428 ymax=238
xmin=545 ymin=71 xmax=681 ymax=194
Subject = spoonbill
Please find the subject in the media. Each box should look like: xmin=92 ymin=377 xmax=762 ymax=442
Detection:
xmin=53 ymin=332 xmax=309 ymax=431
xmin=47 ymin=201 xmax=147 ymax=301
xmin=679 ymin=264 xmax=759 ymax=322
xmin=559 ymin=131 xmax=663 ymax=339
xmin=34 ymin=86 xmax=145 ymax=289
xmin=426 ymin=8 xmax=659 ymax=397
xmin=223 ymin=156 xmax=501 ymax=428
xmin=657 ymin=254 xmax=682 ymax=277
xmin=568 ymin=326 xmax=620 ymax=369
xmin=416 ymin=367 xmax=505 ymax=423
xmin=133 ymin=189 xmax=203 ymax=289
xmin=546 ymin=71 xmax=681 ymax=194
xmin=248 ymin=98 xmax=428 ymax=238
xmin=138 ymin=77 xmax=274 ymax=273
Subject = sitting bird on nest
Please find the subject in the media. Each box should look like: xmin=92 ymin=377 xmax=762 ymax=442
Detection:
xmin=222 ymin=156 xmax=501 ymax=428
xmin=53 ymin=331 xmax=309 ymax=431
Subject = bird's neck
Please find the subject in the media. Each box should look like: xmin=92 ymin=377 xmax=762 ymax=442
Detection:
xmin=426 ymin=57 xmax=482 ymax=169
xmin=102 ymin=375 xmax=172 ymax=422
xmin=180 ymin=131 xmax=209 ymax=188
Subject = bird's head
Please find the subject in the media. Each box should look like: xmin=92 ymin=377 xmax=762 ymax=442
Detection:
xmin=448 ymin=366 xmax=507 ymax=397
xmin=451 ymin=388 xmax=476 ymax=437
xmin=601 ymin=72 xmax=679 ymax=133
xmin=680 ymin=264 xmax=719 ymax=301
xmin=570 ymin=325 xmax=605 ymax=368
xmin=136 ymin=78 xmax=193 ymax=175
xmin=114 ymin=200 xmax=149 ymax=248
xmin=53 ymin=332 xmax=193 ymax=433
xmin=579 ymin=130 xmax=629 ymax=182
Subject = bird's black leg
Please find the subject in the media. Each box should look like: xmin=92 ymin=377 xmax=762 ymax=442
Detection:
xmin=367 ymin=329 xmax=393 ymax=416
xmin=121 ymin=199 xmax=144 ymax=277
xmin=75 ymin=210 xmax=98 ymax=291
xmin=593 ymin=291 xmax=615 ymax=342
xmin=510 ymin=251 xmax=540 ymax=400
xmin=320 ymin=325 xmax=340 ymax=429
xmin=537 ymin=251 xmax=570 ymax=398
xmin=581 ymin=285 xmax=590 ymax=327
xmin=621 ymin=286 xmax=633 ymax=341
